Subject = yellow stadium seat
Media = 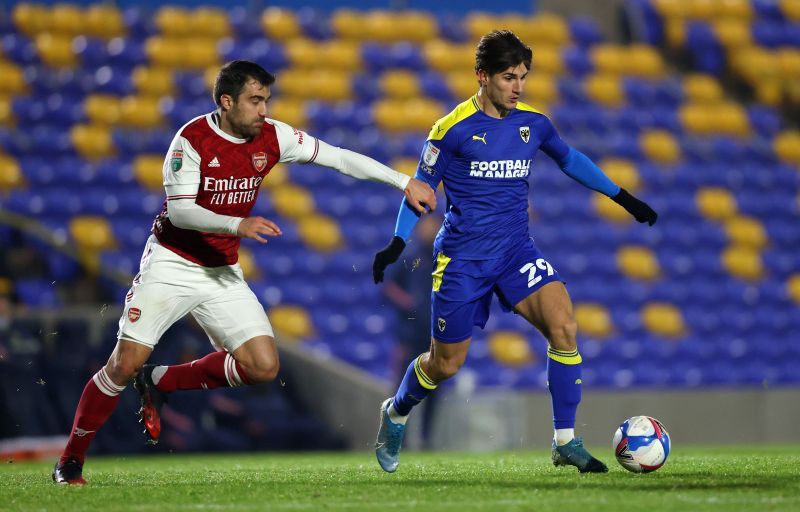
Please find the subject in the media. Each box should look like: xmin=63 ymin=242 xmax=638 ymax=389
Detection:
xmin=715 ymin=103 xmax=750 ymax=136
xmin=584 ymin=74 xmax=624 ymax=107
xmin=275 ymin=68 xmax=312 ymax=98
xmin=689 ymin=0 xmax=717 ymax=19
xmin=530 ymin=46 xmax=564 ymax=75
xmin=85 ymin=5 xmax=126 ymax=39
xmin=724 ymin=216 xmax=768 ymax=250
xmin=465 ymin=13 xmax=498 ymax=42
xmin=590 ymin=45 xmax=626 ymax=75
xmin=0 ymin=277 xmax=12 ymax=296
xmin=640 ymin=130 xmax=681 ymax=164
xmin=84 ymin=95 xmax=121 ymax=126
xmin=154 ymin=7 xmax=193 ymax=38
xmin=278 ymin=69 xmax=351 ymax=102
xmin=381 ymin=70 xmax=420 ymax=99
xmin=447 ymin=72 xmax=479 ymax=100
xmin=755 ymin=80 xmax=783 ymax=106
xmin=119 ymin=96 xmax=163 ymax=128
xmin=390 ymin=158 xmax=419 ymax=178
xmin=524 ymin=14 xmax=570 ymax=46
xmin=237 ymin=247 xmax=259 ymax=280
xmin=773 ymin=130 xmax=800 ymax=165
xmin=627 ymin=45 xmax=665 ymax=77
xmin=133 ymin=155 xmax=165 ymax=191
xmin=683 ymin=74 xmax=723 ymax=103
xmin=35 ymin=34 xmax=77 ymax=68
xmin=719 ymin=0 xmax=753 ymax=19
xmin=268 ymin=99 xmax=306 ymax=129
xmin=0 ymin=96 xmax=13 ymax=126
xmin=652 ymin=0 xmax=687 ymax=18
xmin=145 ymin=37 xmax=183 ymax=68
xmin=268 ymin=305 xmax=314 ymax=339
xmin=272 ymin=184 xmax=315 ymax=219
xmin=0 ymin=154 xmax=24 ymax=190
xmin=524 ymin=74 xmax=558 ymax=105
xmin=70 ymin=216 xmax=116 ymax=251
xmin=0 ymin=62 xmax=27 ymax=94
xmin=71 ymin=124 xmax=115 ymax=159
xmin=593 ymin=193 xmax=632 ymax=223
xmin=191 ymin=8 xmax=230 ymax=39
xmin=12 ymin=3 xmax=49 ymax=36
xmin=298 ymin=214 xmax=342 ymax=252
xmin=787 ymin=274 xmax=800 ymax=305
xmin=617 ymin=246 xmax=661 ymax=281
xmin=330 ymin=9 xmax=365 ymax=40
xmin=679 ymin=103 xmax=715 ymax=135
xmin=261 ymin=7 xmax=301 ymax=40
xmin=696 ymin=187 xmax=737 ymax=221
xmin=574 ymin=303 xmax=613 ymax=338
xmin=132 ymin=67 xmax=174 ymax=97
xmin=49 ymin=4 xmax=84 ymax=36
xmin=423 ymin=41 xmax=474 ymax=73
xmin=364 ymin=11 xmax=404 ymax=43
xmin=285 ymin=39 xmax=319 ymax=68
xmin=712 ymin=20 xmax=752 ymax=48
xmin=374 ymin=99 xmax=444 ymax=133
xmin=781 ymin=0 xmax=800 ymax=20
xmin=598 ymin=158 xmax=640 ymax=192
xmin=260 ymin=163 xmax=287 ymax=189
xmin=722 ymin=245 xmax=764 ymax=281
xmin=321 ymin=40 xmax=362 ymax=71
xmin=398 ymin=12 xmax=439 ymax=43
xmin=488 ymin=331 xmax=535 ymax=367
xmin=665 ymin=18 xmax=686 ymax=48
xmin=641 ymin=302 xmax=685 ymax=338
xmin=184 ymin=38 xmax=220 ymax=69
xmin=777 ymin=49 xmax=800 ymax=78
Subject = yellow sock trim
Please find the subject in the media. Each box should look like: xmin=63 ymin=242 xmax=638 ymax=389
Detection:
xmin=547 ymin=348 xmax=582 ymax=365
xmin=413 ymin=355 xmax=438 ymax=390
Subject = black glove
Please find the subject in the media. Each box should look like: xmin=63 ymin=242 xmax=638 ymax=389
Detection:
xmin=373 ymin=236 xmax=406 ymax=284
xmin=612 ymin=188 xmax=658 ymax=226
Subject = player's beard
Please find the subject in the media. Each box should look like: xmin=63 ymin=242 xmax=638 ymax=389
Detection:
xmin=229 ymin=109 xmax=263 ymax=139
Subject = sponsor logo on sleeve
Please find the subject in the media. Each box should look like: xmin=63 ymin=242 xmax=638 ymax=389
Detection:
xmin=292 ymin=128 xmax=304 ymax=145
xmin=422 ymin=142 xmax=440 ymax=166
xmin=170 ymin=150 xmax=183 ymax=172
xmin=251 ymin=152 xmax=268 ymax=172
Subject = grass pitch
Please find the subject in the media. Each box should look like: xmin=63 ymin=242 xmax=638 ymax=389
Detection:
xmin=1 ymin=445 xmax=798 ymax=511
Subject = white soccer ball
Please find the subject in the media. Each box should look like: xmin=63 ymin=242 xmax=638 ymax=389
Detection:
xmin=612 ymin=415 xmax=671 ymax=473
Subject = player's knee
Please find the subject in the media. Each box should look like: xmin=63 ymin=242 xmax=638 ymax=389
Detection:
xmin=105 ymin=358 xmax=140 ymax=384
xmin=244 ymin=358 xmax=279 ymax=384
xmin=547 ymin=318 xmax=578 ymax=352
xmin=428 ymin=354 xmax=464 ymax=382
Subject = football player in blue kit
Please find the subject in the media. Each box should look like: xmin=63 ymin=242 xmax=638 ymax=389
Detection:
xmin=372 ymin=30 xmax=657 ymax=473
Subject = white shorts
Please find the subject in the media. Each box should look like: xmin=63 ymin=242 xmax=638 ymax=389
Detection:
xmin=117 ymin=235 xmax=274 ymax=352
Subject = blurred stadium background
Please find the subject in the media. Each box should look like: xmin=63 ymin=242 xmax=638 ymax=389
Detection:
xmin=0 ymin=0 xmax=798 ymax=462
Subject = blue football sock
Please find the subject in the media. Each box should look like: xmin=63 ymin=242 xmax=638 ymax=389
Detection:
xmin=547 ymin=347 xmax=582 ymax=429
xmin=392 ymin=354 xmax=437 ymax=416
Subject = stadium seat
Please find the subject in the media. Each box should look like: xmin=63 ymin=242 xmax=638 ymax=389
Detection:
xmin=298 ymin=213 xmax=342 ymax=252
xmin=0 ymin=154 xmax=24 ymax=190
xmin=83 ymin=95 xmax=122 ymax=126
xmin=773 ymin=130 xmax=800 ymax=165
xmin=641 ymin=302 xmax=685 ymax=338
xmin=788 ymin=274 xmax=800 ymax=305
xmin=0 ymin=61 xmax=28 ymax=95
xmin=696 ymin=187 xmax=738 ymax=222
xmin=268 ymin=99 xmax=307 ymax=128
xmin=34 ymin=33 xmax=77 ymax=68
xmin=724 ymin=215 xmax=768 ymax=250
xmin=598 ymin=158 xmax=641 ymax=191
xmin=593 ymin=193 xmax=632 ymax=223
xmin=640 ymin=130 xmax=681 ymax=164
xmin=524 ymin=74 xmax=559 ymax=105
xmin=447 ymin=72 xmax=480 ymax=100
xmin=261 ymin=7 xmax=301 ymax=40
xmin=237 ymin=247 xmax=259 ymax=280
xmin=422 ymin=41 xmax=474 ymax=73
xmin=617 ymin=246 xmax=661 ymax=281
xmin=133 ymin=154 xmax=165 ymax=190
xmin=574 ymin=303 xmax=613 ymax=338
xmin=722 ymin=245 xmax=764 ymax=281
xmin=373 ymin=99 xmax=443 ymax=133
xmin=260 ymin=163 xmax=288 ymax=189
xmin=84 ymin=4 xmax=126 ymax=39
xmin=132 ymin=67 xmax=175 ymax=97
xmin=119 ymin=96 xmax=163 ymax=128
xmin=70 ymin=124 xmax=115 ymax=159
xmin=69 ymin=216 xmax=116 ymax=251
xmin=488 ymin=331 xmax=535 ymax=367
xmin=190 ymin=7 xmax=230 ymax=39
xmin=154 ymin=7 xmax=192 ymax=37
xmin=711 ymin=19 xmax=751 ymax=49
xmin=272 ymin=184 xmax=315 ymax=219
xmin=330 ymin=9 xmax=365 ymax=41
xmin=380 ymin=70 xmax=420 ymax=100
xmin=49 ymin=3 xmax=84 ymax=36
xmin=268 ymin=305 xmax=313 ymax=340
xmin=11 ymin=3 xmax=49 ymax=36
xmin=584 ymin=74 xmax=624 ymax=106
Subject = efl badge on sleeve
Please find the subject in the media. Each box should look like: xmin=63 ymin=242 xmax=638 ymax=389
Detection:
xmin=519 ymin=126 xmax=530 ymax=143
xmin=170 ymin=150 xmax=183 ymax=172
xmin=128 ymin=307 xmax=142 ymax=323
xmin=252 ymin=152 xmax=268 ymax=172
xmin=422 ymin=143 xmax=440 ymax=167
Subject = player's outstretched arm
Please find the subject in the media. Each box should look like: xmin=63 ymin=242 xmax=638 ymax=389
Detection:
xmin=373 ymin=199 xmax=420 ymax=283
xmin=237 ymin=216 xmax=282 ymax=244
xmin=611 ymin=188 xmax=658 ymax=226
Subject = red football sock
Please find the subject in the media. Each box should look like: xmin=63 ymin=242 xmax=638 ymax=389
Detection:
xmin=153 ymin=351 xmax=251 ymax=392
xmin=60 ymin=368 xmax=125 ymax=465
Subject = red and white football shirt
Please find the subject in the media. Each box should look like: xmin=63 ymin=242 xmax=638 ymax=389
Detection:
xmin=153 ymin=113 xmax=319 ymax=267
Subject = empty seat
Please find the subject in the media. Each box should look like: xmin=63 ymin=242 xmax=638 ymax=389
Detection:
xmin=34 ymin=33 xmax=77 ymax=68
xmin=84 ymin=95 xmax=122 ymax=126
xmin=773 ymin=130 xmax=800 ymax=165
xmin=788 ymin=274 xmax=800 ymax=305
xmin=271 ymin=184 xmax=314 ymax=219
xmin=298 ymin=213 xmax=342 ymax=252
xmin=119 ymin=96 xmax=163 ymax=128
xmin=190 ymin=7 xmax=230 ymax=39
xmin=71 ymin=124 xmax=115 ymax=159
xmin=584 ymin=73 xmax=624 ymax=106
xmin=617 ymin=245 xmax=661 ymax=281
xmin=380 ymin=70 xmax=420 ymax=100
xmin=132 ymin=67 xmax=174 ymax=97
xmin=0 ymin=61 xmax=28 ymax=95
xmin=133 ymin=154 xmax=165 ymax=190
xmin=85 ymin=4 xmax=126 ymax=39
xmin=268 ymin=99 xmax=307 ymax=129
xmin=593 ymin=193 xmax=632 ymax=223
xmin=722 ymin=245 xmax=764 ymax=281
xmin=724 ymin=215 xmax=768 ymax=250
xmin=422 ymin=41 xmax=474 ymax=73
xmin=488 ymin=331 xmax=535 ymax=367
xmin=12 ymin=3 xmax=49 ymax=36
xmin=268 ymin=305 xmax=313 ymax=339
xmin=0 ymin=154 xmax=24 ymax=190
xmin=640 ymin=130 xmax=681 ymax=164
xmin=574 ymin=303 xmax=613 ymax=338
xmin=696 ymin=187 xmax=738 ymax=221
xmin=70 ymin=216 xmax=116 ymax=251
xmin=598 ymin=158 xmax=640 ymax=191
xmin=261 ymin=7 xmax=301 ymax=40
xmin=641 ymin=302 xmax=685 ymax=338
xmin=154 ymin=7 xmax=193 ymax=37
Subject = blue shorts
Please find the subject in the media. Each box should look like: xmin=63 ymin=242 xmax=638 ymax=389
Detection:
xmin=430 ymin=238 xmax=564 ymax=343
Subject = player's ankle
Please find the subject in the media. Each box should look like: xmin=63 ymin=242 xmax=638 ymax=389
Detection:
xmin=554 ymin=428 xmax=575 ymax=446
xmin=387 ymin=401 xmax=409 ymax=425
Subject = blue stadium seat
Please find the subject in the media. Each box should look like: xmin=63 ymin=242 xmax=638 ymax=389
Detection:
xmin=1 ymin=33 xmax=39 ymax=64
xmin=15 ymin=278 xmax=61 ymax=308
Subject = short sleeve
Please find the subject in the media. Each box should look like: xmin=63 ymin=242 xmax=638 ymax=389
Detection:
xmin=270 ymin=118 xmax=320 ymax=164
xmin=163 ymin=134 xmax=201 ymax=199
xmin=414 ymin=131 xmax=456 ymax=189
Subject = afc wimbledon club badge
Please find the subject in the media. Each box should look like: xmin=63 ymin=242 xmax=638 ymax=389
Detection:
xmin=252 ymin=152 xmax=268 ymax=172
xmin=437 ymin=317 xmax=446 ymax=332
xmin=423 ymin=142 xmax=440 ymax=167
xmin=519 ymin=126 xmax=530 ymax=143
xmin=170 ymin=150 xmax=183 ymax=172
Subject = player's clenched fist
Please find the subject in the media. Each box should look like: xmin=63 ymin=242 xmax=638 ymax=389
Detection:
xmin=404 ymin=178 xmax=437 ymax=214
xmin=237 ymin=216 xmax=282 ymax=243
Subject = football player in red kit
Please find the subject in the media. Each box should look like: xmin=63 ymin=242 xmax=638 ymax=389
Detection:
xmin=52 ymin=60 xmax=436 ymax=484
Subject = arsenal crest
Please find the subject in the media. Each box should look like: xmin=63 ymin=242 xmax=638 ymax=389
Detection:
xmin=251 ymin=152 xmax=268 ymax=173
xmin=128 ymin=307 xmax=141 ymax=323
xmin=519 ymin=126 xmax=530 ymax=143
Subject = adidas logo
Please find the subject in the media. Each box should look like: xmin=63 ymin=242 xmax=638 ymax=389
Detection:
xmin=208 ymin=157 xmax=220 ymax=167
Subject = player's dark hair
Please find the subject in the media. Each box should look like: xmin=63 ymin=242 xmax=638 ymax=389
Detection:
xmin=213 ymin=60 xmax=275 ymax=106
xmin=475 ymin=30 xmax=532 ymax=75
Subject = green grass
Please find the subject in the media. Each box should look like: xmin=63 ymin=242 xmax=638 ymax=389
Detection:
xmin=1 ymin=446 xmax=799 ymax=511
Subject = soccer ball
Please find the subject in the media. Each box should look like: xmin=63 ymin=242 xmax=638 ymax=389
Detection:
xmin=612 ymin=415 xmax=671 ymax=473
